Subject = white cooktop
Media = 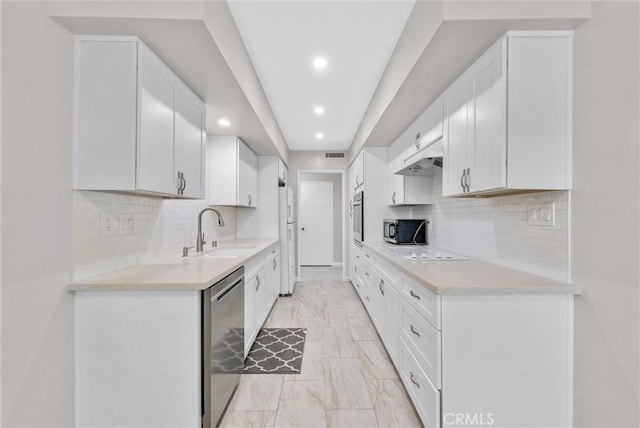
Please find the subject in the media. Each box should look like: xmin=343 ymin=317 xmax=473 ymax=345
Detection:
xmin=379 ymin=244 xmax=469 ymax=261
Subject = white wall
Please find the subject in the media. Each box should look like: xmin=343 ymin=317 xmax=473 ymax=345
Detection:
xmin=1 ymin=2 xmax=75 ymax=425
xmin=300 ymin=173 xmax=343 ymax=264
xmin=572 ymin=2 xmax=639 ymax=425
xmin=287 ymin=151 xmax=348 ymax=275
xmin=73 ymin=192 xmax=236 ymax=280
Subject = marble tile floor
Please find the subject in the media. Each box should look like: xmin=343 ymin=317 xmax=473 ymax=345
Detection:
xmin=300 ymin=266 xmax=344 ymax=281
xmin=220 ymin=280 xmax=422 ymax=428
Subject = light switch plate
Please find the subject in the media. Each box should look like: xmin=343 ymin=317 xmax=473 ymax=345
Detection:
xmin=527 ymin=203 xmax=555 ymax=227
xmin=119 ymin=214 xmax=133 ymax=235
xmin=101 ymin=212 xmax=117 ymax=236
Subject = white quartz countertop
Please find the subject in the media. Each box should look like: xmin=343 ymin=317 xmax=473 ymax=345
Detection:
xmin=69 ymin=239 xmax=279 ymax=291
xmin=363 ymin=242 xmax=582 ymax=296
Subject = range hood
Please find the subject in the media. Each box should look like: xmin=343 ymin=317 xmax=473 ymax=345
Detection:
xmin=395 ymin=139 xmax=443 ymax=176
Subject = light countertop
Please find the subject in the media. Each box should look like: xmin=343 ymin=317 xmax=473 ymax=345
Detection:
xmin=69 ymin=239 xmax=279 ymax=291
xmin=363 ymin=242 xmax=582 ymax=296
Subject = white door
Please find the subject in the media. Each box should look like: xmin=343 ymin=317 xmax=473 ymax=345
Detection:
xmin=299 ymin=181 xmax=333 ymax=266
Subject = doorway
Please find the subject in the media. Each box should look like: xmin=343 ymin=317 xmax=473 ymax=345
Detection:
xmin=297 ymin=171 xmax=345 ymax=279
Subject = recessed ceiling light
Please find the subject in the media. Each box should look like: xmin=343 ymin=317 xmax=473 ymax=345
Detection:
xmin=312 ymin=56 xmax=328 ymax=71
xmin=218 ymin=118 xmax=231 ymax=127
xmin=315 ymin=132 xmax=324 ymax=140
xmin=314 ymin=106 xmax=325 ymax=115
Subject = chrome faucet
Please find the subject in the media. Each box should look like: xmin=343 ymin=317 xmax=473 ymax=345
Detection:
xmin=196 ymin=208 xmax=225 ymax=252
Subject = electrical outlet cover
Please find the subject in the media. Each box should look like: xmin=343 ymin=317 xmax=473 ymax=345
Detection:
xmin=101 ymin=212 xmax=117 ymax=236
xmin=119 ymin=214 xmax=133 ymax=235
xmin=527 ymin=203 xmax=555 ymax=227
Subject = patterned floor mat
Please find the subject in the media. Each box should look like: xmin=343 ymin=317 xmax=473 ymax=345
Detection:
xmin=244 ymin=328 xmax=306 ymax=374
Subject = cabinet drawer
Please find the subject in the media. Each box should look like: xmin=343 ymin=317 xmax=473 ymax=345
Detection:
xmin=401 ymin=277 xmax=441 ymax=330
xmin=363 ymin=247 xmax=375 ymax=263
xmin=374 ymin=256 xmax=399 ymax=287
xmin=401 ymin=300 xmax=441 ymax=388
xmin=399 ymin=338 xmax=440 ymax=428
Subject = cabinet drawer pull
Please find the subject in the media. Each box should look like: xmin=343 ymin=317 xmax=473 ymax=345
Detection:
xmin=365 ymin=253 xmax=370 ymax=258
xmin=409 ymin=372 xmax=421 ymax=389
xmin=460 ymin=169 xmax=466 ymax=192
xmin=391 ymin=192 xmax=396 ymax=205
xmin=272 ymin=259 xmax=277 ymax=270
xmin=256 ymin=276 xmax=261 ymax=290
xmin=409 ymin=290 xmax=421 ymax=300
xmin=410 ymin=324 xmax=420 ymax=337
xmin=248 ymin=194 xmax=252 ymax=206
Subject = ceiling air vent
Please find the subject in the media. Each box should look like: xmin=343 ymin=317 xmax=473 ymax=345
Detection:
xmin=325 ymin=152 xmax=345 ymax=158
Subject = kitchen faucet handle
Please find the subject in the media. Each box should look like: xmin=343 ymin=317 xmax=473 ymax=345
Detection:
xmin=201 ymin=233 xmax=207 ymax=247
xmin=182 ymin=246 xmax=195 ymax=257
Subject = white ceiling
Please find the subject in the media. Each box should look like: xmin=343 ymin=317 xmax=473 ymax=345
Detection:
xmin=228 ymin=0 xmax=415 ymax=151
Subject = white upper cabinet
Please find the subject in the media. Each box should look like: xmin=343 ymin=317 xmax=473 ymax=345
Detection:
xmin=73 ymin=37 xmax=205 ymax=198
xmin=174 ymin=86 xmax=206 ymax=198
xmin=388 ymin=135 xmax=434 ymax=206
xmin=403 ymin=97 xmax=444 ymax=164
xmin=350 ymin=152 xmax=364 ymax=191
xmin=208 ymin=136 xmax=258 ymax=208
xmin=443 ymin=31 xmax=572 ymax=197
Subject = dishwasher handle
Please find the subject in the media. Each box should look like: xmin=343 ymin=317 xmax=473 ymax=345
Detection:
xmin=212 ymin=278 xmax=243 ymax=303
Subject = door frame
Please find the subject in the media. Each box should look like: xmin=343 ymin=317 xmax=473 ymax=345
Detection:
xmin=296 ymin=170 xmax=346 ymax=281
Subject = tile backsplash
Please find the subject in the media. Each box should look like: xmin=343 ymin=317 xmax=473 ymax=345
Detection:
xmin=425 ymin=169 xmax=570 ymax=282
xmin=73 ymin=191 xmax=236 ymax=280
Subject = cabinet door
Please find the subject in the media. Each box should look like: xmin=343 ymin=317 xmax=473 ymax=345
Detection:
xmin=420 ymin=96 xmax=444 ymax=148
xmin=136 ymin=46 xmax=176 ymax=194
xmin=174 ymin=88 xmax=205 ymax=198
xmin=237 ymin=141 xmax=251 ymax=206
xmin=244 ymin=277 xmax=256 ymax=357
xmin=443 ymin=75 xmax=474 ymax=197
xmin=254 ymin=271 xmax=268 ymax=329
xmin=384 ymin=284 xmax=399 ymax=362
xmin=387 ymin=137 xmax=405 ymax=206
xmin=469 ymin=40 xmax=507 ymax=193
xmin=373 ymin=273 xmax=387 ymax=338
xmin=237 ymin=141 xmax=258 ymax=207
xmin=247 ymin=151 xmax=258 ymax=207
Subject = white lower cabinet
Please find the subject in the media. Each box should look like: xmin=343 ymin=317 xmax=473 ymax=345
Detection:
xmin=354 ymin=247 xmax=574 ymax=428
xmin=244 ymin=244 xmax=280 ymax=357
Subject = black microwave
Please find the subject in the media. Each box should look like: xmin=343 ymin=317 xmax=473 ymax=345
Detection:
xmin=383 ymin=219 xmax=428 ymax=245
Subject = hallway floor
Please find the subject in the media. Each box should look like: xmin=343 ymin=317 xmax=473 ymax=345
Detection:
xmin=220 ymin=279 xmax=421 ymax=428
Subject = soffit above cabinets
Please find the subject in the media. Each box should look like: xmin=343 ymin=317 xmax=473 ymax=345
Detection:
xmin=349 ymin=1 xmax=591 ymax=160
xmin=228 ymin=0 xmax=415 ymax=151
xmin=49 ymin=2 xmax=291 ymax=163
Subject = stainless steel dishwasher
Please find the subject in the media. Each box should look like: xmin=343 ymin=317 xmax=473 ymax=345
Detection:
xmin=203 ymin=267 xmax=244 ymax=428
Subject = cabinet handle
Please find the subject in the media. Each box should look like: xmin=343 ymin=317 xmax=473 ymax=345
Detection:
xmin=415 ymin=132 xmax=421 ymax=150
xmin=356 ymin=281 xmax=361 ymax=288
xmin=256 ymin=276 xmax=261 ymax=290
xmin=465 ymin=167 xmax=471 ymax=192
xmin=409 ymin=372 xmax=421 ymax=389
xmin=248 ymin=194 xmax=252 ymax=206
xmin=460 ymin=169 xmax=466 ymax=192
xmin=365 ymin=253 xmax=370 ymax=259
xmin=354 ymin=266 xmax=358 ymax=273
xmin=379 ymin=279 xmax=384 ymax=296
xmin=365 ymin=272 xmax=370 ymax=277
xmin=409 ymin=290 xmax=421 ymax=300
xmin=410 ymin=324 xmax=421 ymax=337
xmin=365 ymin=296 xmax=370 ymax=301
xmin=273 ymin=259 xmax=277 ymax=270
xmin=392 ymin=192 xmax=396 ymax=205
xmin=177 ymin=171 xmax=185 ymax=195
